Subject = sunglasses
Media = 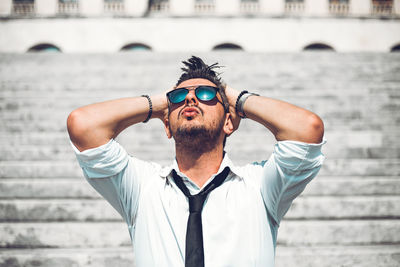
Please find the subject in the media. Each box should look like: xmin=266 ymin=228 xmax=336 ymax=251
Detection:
xmin=166 ymin=86 xmax=219 ymax=104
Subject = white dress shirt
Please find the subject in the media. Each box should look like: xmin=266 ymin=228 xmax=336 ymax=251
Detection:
xmin=72 ymin=139 xmax=325 ymax=267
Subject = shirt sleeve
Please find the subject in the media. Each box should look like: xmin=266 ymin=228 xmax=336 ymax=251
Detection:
xmin=71 ymin=139 xmax=157 ymax=228
xmin=259 ymin=140 xmax=326 ymax=226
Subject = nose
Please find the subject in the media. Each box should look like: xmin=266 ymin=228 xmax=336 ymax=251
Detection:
xmin=184 ymin=88 xmax=198 ymax=106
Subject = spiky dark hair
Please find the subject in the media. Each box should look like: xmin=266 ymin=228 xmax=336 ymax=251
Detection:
xmin=176 ymin=56 xmax=229 ymax=113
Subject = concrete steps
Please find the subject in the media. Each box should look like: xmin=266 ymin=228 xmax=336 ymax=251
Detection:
xmin=1 ymin=95 xmax=398 ymax=110
xmin=1 ymin=196 xmax=399 ymax=222
xmin=0 ymin=247 xmax=136 ymax=267
xmin=1 ymin=177 xmax=399 ymax=199
xmin=1 ymin=52 xmax=399 ymax=266
xmin=1 ymin=220 xmax=399 ymax=248
xmin=275 ymin=245 xmax=400 ymax=267
xmin=2 ymin=145 xmax=400 ymax=160
xmin=1 ymin=159 xmax=400 ymax=178
xmin=1 ymin=245 xmax=399 ymax=267
xmin=1 ymin=119 xmax=398 ymax=133
xmin=1 ymin=130 xmax=399 ymax=160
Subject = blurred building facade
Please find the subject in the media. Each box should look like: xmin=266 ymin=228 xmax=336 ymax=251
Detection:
xmin=0 ymin=0 xmax=400 ymax=52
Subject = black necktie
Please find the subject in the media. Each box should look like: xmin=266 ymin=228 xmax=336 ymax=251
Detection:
xmin=172 ymin=167 xmax=230 ymax=267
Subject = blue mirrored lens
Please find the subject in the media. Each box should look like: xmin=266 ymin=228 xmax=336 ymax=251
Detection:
xmin=169 ymin=88 xmax=188 ymax=103
xmin=196 ymin=86 xmax=217 ymax=101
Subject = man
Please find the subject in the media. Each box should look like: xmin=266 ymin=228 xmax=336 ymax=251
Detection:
xmin=67 ymin=56 xmax=325 ymax=267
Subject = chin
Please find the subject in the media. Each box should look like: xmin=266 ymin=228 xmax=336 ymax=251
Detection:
xmin=180 ymin=121 xmax=203 ymax=131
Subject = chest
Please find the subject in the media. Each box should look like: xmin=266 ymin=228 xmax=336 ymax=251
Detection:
xmin=136 ymin=178 xmax=270 ymax=240
xmin=133 ymin=178 xmax=274 ymax=266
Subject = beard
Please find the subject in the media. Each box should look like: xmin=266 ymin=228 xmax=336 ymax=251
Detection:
xmin=171 ymin=118 xmax=225 ymax=154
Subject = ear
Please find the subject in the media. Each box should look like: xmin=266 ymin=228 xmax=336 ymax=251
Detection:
xmin=223 ymin=113 xmax=234 ymax=137
xmin=164 ymin=117 xmax=173 ymax=139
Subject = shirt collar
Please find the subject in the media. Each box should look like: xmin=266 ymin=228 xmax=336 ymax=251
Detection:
xmin=159 ymin=152 xmax=242 ymax=185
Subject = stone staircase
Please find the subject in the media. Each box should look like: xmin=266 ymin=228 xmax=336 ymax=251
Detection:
xmin=0 ymin=52 xmax=399 ymax=266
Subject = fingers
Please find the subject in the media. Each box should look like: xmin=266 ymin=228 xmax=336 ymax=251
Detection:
xmin=150 ymin=93 xmax=169 ymax=121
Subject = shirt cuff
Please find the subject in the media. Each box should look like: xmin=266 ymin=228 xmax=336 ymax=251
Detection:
xmin=273 ymin=139 xmax=326 ymax=172
xmin=70 ymin=139 xmax=129 ymax=178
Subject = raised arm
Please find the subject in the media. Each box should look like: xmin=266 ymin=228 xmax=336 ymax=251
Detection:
xmin=225 ymin=86 xmax=324 ymax=143
xmin=67 ymin=94 xmax=168 ymax=152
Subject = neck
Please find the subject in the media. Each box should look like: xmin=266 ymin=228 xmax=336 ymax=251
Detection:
xmin=175 ymin=144 xmax=224 ymax=188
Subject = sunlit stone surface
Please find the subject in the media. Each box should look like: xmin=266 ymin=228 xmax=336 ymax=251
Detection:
xmin=0 ymin=52 xmax=399 ymax=267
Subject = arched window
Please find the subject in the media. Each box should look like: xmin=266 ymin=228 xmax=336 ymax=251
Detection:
xmin=27 ymin=43 xmax=61 ymax=52
xmin=121 ymin=43 xmax=152 ymax=51
xmin=212 ymin=43 xmax=244 ymax=51
xmin=303 ymin=43 xmax=335 ymax=51
xmin=390 ymin=43 xmax=400 ymax=52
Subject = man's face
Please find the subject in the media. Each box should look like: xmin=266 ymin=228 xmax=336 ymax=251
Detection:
xmin=164 ymin=78 xmax=232 ymax=150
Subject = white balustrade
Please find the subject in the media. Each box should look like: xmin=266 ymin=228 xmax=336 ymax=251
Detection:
xmin=12 ymin=0 xmax=35 ymax=15
xmin=58 ymin=0 xmax=79 ymax=15
xmin=194 ymin=0 xmax=215 ymax=14
xmin=372 ymin=0 xmax=393 ymax=15
xmin=240 ymin=1 xmax=260 ymax=14
xmin=2 ymin=0 xmax=399 ymax=18
xmin=104 ymin=0 xmax=125 ymax=14
xmin=150 ymin=0 xmax=170 ymax=13
xmin=329 ymin=1 xmax=349 ymax=16
xmin=285 ymin=1 xmax=305 ymax=15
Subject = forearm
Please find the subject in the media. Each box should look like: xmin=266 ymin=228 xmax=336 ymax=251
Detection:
xmin=245 ymin=96 xmax=324 ymax=143
xmin=67 ymin=94 xmax=167 ymax=151
xmin=226 ymin=87 xmax=324 ymax=143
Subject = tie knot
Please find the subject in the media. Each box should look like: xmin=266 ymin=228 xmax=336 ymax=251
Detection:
xmin=188 ymin=194 xmax=207 ymax=213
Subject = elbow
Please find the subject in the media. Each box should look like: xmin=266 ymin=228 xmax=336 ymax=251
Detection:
xmin=307 ymin=113 xmax=324 ymax=143
xmin=67 ymin=109 xmax=89 ymax=145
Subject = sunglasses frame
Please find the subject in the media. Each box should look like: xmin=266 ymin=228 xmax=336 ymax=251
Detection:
xmin=166 ymin=85 xmax=220 ymax=104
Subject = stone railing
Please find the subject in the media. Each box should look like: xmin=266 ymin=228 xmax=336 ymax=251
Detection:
xmin=372 ymin=0 xmax=393 ymax=15
xmin=104 ymin=0 xmax=125 ymax=14
xmin=5 ymin=0 xmax=400 ymax=18
xmin=194 ymin=1 xmax=215 ymax=13
xmin=329 ymin=2 xmax=349 ymax=15
xmin=240 ymin=1 xmax=260 ymax=14
xmin=58 ymin=1 xmax=79 ymax=15
xmin=150 ymin=1 xmax=170 ymax=12
xmin=12 ymin=2 xmax=35 ymax=15
xmin=284 ymin=1 xmax=305 ymax=14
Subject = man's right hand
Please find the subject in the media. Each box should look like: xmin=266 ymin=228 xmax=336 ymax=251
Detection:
xmin=224 ymin=85 xmax=241 ymax=133
xmin=150 ymin=92 xmax=169 ymax=122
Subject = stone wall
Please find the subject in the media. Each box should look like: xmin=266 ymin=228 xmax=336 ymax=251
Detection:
xmin=0 ymin=17 xmax=400 ymax=53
